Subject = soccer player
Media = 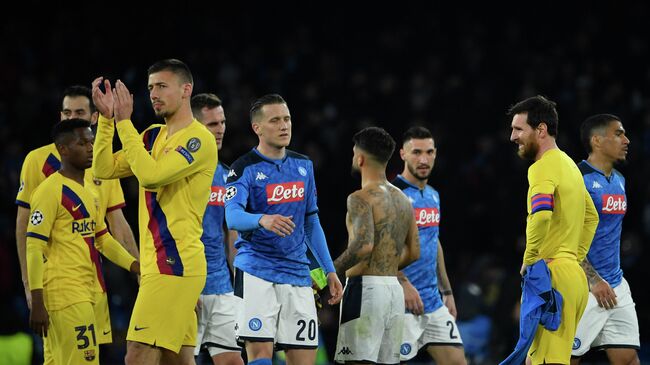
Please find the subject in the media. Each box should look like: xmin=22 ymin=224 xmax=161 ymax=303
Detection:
xmin=27 ymin=119 xmax=139 ymax=365
xmin=334 ymin=127 xmax=421 ymax=365
xmin=392 ymin=126 xmax=466 ymax=364
xmin=224 ymin=94 xmax=342 ymax=365
xmin=92 ymin=59 xmax=217 ymax=365
xmin=15 ymin=85 xmax=138 ymax=350
xmin=571 ymin=114 xmax=639 ymax=365
xmin=190 ymin=93 xmax=243 ymax=365
xmin=508 ymin=95 xmax=599 ymax=365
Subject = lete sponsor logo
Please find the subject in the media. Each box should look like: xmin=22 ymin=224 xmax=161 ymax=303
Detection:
xmin=415 ymin=208 xmax=440 ymax=227
xmin=602 ymin=194 xmax=626 ymax=214
xmin=266 ymin=182 xmax=305 ymax=204
xmin=208 ymin=186 xmax=226 ymax=206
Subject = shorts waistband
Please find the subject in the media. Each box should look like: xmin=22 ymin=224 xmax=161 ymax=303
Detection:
xmin=346 ymin=275 xmax=400 ymax=285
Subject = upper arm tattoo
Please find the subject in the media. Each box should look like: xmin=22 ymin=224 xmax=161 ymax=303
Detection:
xmin=334 ymin=194 xmax=373 ymax=274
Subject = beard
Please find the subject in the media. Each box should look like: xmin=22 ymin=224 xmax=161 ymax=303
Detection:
xmin=350 ymin=165 xmax=361 ymax=180
xmin=407 ymin=163 xmax=431 ymax=181
xmin=518 ymin=140 xmax=539 ymax=161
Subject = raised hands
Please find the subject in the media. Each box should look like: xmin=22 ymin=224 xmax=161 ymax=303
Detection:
xmin=92 ymin=77 xmax=114 ymax=119
xmin=91 ymin=77 xmax=134 ymax=122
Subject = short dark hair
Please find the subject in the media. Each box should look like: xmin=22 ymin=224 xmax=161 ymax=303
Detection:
xmin=62 ymin=85 xmax=95 ymax=113
xmin=191 ymin=93 xmax=222 ymax=117
xmin=402 ymin=126 xmax=433 ymax=145
xmin=507 ymin=95 xmax=559 ymax=137
xmin=580 ymin=114 xmax=621 ymax=154
xmin=52 ymin=118 xmax=91 ymax=145
xmin=147 ymin=59 xmax=193 ymax=85
xmin=250 ymin=94 xmax=286 ymax=123
xmin=353 ymin=127 xmax=396 ymax=164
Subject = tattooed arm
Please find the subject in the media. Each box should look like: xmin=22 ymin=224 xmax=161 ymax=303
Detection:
xmin=334 ymin=192 xmax=374 ymax=278
xmin=581 ymin=258 xmax=617 ymax=310
xmin=398 ymin=211 xmax=420 ymax=269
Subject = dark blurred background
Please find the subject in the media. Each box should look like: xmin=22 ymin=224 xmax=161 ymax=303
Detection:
xmin=1 ymin=3 xmax=649 ymax=364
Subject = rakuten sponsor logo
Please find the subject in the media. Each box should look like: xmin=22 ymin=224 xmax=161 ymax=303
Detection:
xmin=602 ymin=194 xmax=626 ymax=214
xmin=415 ymin=208 xmax=440 ymax=227
xmin=266 ymin=182 xmax=305 ymax=204
xmin=209 ymin=186 xmax=226 ymax=206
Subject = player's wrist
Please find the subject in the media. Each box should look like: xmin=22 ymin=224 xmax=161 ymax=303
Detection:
xmin=441 ymin=289 xmax=453 ymax=296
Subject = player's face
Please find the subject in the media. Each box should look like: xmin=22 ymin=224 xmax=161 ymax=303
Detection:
xmin=148 ymin=71 xmax=190 ymax=119
xmin=401 ymin=138 xmax=436 ymax=181
xmin=254 ymin=103 xmax=292 ymax=148
xmin=510 ymin=113 xmax=538 ymax=160
xmin=64 ymin=127 xmax=94 ymax=170
xmin=61 ymin=96 xmax=98 ymax=124
xmin=198 ymin=106 xmax=226 ymax=150
xmin=599 ymin=121 xmax=630 ymax=163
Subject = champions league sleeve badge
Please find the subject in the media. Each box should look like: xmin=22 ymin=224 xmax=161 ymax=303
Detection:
xmin=186 ymin=137 xmax=201 ymax=152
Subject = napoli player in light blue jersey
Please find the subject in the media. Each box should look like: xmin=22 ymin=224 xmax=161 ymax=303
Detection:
xmin=224 ymin=94 xmax=343 ymax=365
xmin=392 ymin=127 xmax=467 ymax=364
xmin=572 ymin=115 xmax=639 ymax=365
xmin=190 ymin=93 xmax=243 ymax=365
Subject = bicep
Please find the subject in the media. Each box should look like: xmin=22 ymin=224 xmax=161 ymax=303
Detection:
xmin=347 ymin=194 xmax=374 ymax=245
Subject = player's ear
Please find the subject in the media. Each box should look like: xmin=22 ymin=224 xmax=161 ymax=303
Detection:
xmin=182 ymin=83 xmax=193 ymax=99
xmin=537 ymin=122 xmax=548 ymax=137
xmin=399 ymin=148 xmax=406 ymax=161
xmin=251 ymin=121 xmax=261 ymax=136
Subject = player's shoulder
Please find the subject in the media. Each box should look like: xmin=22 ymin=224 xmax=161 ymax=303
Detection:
xmin=391 ymin=175 xmax=411 ymax=191
xmin=24 ymin=143 xmax=57 ymax=163
xmin=32 ymin=172 xmax=62 ymax=197
xmin=228 ymin=150 xmax=266 ymax=182
xmin=611 ymin=168 xmax=625 ymax=181
xmin=286 ymin=149 xmax=311 ymax=161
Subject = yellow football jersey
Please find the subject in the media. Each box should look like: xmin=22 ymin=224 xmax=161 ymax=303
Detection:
xmin=94 ymin=116 xmax=216 ymax=277
xmin=26 ymin=172 xmax=136 ymax=311
xmin=524 ymin=149 xmax=599 ymax=265
xmin=16 ymin=143 xmax=128 ymax=294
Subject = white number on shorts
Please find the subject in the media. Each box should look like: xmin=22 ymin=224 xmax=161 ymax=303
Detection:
xmin=446 ymin=320 xmax=458 ymax=339
xmin=296 ymin=319 xmax=317 ymax=341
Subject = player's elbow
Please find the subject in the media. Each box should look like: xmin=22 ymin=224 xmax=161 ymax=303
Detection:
xmin=139 ymin=176 xmax=163 ymax=189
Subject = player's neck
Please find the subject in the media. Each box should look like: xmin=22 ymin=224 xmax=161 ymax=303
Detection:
xmin=256 ymin=143 xmax=286 ymax=160
xmin=59 ymin=164 xmax=85 ymax=186
xmin=165 ymin=107 xmax=193 ymax=136
xmin=534 ymin=139 xmax=558 ymax=161
xmin=361 ymin=168 xmax=387 ymax=188
xmin=587 ymin=154 xmax=614 ymax=176
xmin=401 ymin=169 xmax=427 ymax=189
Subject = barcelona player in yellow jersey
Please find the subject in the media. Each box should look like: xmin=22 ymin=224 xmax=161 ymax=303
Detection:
xmin=27 ymin=119 xmax=139 ymax=365
xmin=15 ymin=86 xmax=139 ymax=356
xmin=508 ymin=95 xmax=599 ymax=365
xmin=92 ymin=59 xmax=217 ymax=365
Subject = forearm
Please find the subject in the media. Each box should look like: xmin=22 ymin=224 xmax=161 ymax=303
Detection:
xmin=580 ymin=258 xmax=603 ymax=287
xmin=16 ymin=207 xmax=29 ymax=288
xmin=523 ymin=210 xmax=552 ymax=264
xmin=436 ymin=241 xmax=453 ymax=294
xmin=106 ymin=210 xmax=139 ymax=259
xmin=96 ymin=230 xmax=137 ymax=271
xmin=26 ymin=237 xmax=46 ymax=291
xmin=225 ymin=204 xmax=263 ymax=232
xmin=304 ymin=214 xmax=336 ymax=274
xmin=94 ymin=115 xmax=128 ymax=179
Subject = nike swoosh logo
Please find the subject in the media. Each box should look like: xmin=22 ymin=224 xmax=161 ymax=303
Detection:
xmin=72 ymin=204 xmax=82 ymax=211
xmin=134 ymin=326 xmax=148 ymax=331
xmin=103 ymin=330 xmax=111 ymax=335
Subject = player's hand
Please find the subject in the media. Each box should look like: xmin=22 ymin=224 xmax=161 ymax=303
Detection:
xmin=113 ymin=80 xmax=134 ymax=123
xmin=259 ymin=214 xmax=295 ymax=237
xmin=326 ymin=272 xmax=343 ymax=305
xmin=91 ymin=77 xmax=114 ymax=119
xmin=195 ymin=298 xmax=202 ymax=314
xmin=402 ymin=279 xmax=424 ymax=315
xmin=592 ymin=279 xmax=617 ymax=310
xmin=520 ymin=263 xmax=528 ymax=276
xmin=29 ymin=289 xmax=49 ymax=337
xmin=443 ymin=293 xmax=458 ymax=319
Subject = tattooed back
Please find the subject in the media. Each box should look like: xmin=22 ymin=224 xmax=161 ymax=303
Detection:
xmin=345 ymin=181 xmax=419 ymax=277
